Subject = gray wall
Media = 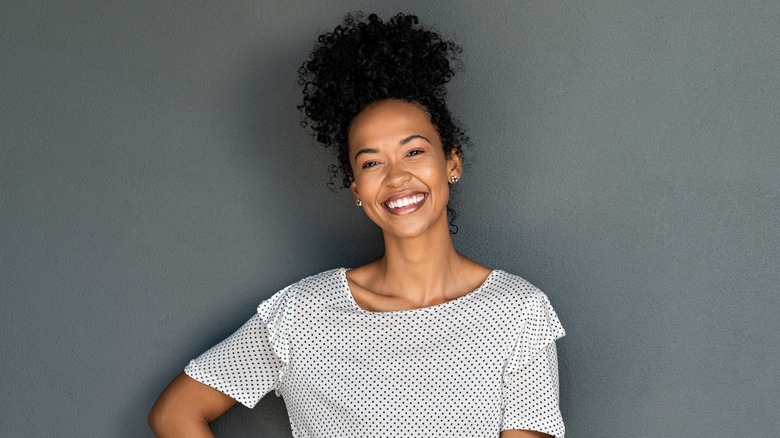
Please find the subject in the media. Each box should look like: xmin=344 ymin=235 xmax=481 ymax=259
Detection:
xmin=2 ymin=1 xmax=778 ymax=437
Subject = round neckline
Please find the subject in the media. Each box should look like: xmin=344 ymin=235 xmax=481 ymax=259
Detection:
xmin=338 ymin=267 xmax=499 ymax=314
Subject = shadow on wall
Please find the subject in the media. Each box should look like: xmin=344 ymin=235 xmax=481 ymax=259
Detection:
xmin=211 ymin=395 xmax=293 ymax=437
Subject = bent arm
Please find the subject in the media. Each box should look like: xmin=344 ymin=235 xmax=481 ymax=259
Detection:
xmin=501 ymin=430 xmax=553 ymax=438
xmin=148 ymin=372 xmax=237 ymax=438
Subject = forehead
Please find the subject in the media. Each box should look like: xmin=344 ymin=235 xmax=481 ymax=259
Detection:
xmin=347 ymin=99 xmax=440 ymax=149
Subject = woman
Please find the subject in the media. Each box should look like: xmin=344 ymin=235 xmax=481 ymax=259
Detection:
xmin=149 ymin=13 xmax=565 ymax=438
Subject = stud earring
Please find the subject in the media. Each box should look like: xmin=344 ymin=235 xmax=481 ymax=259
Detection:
xmin=355 ymin=199 xmax=362 ymax=206
xmin=450 ymin=175 xmax=459 ymax=184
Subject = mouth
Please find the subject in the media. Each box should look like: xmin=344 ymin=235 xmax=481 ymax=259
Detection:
xmin=382 ymin=192 xmax=427 ymax=214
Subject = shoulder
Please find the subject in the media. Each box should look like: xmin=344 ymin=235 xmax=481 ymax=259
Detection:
xmin=484 ymin=270 xmax=566 ymax=340
xmin=482 ymin=271 xmax=563 ymax=320
xmin=287 ymin=268 xmax=346 ymax=292
xmin=259 ymin=268 xmax=347 ymax=308
xmin=483 ymin=270 xmax=549 ymax=304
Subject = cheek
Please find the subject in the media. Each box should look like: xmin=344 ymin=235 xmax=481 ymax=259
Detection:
xmin=352 ymin=173 xmax=381 ymax=199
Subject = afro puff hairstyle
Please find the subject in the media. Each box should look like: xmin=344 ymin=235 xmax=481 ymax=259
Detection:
xmin=298 ymin=12 xmax=468 ymax=189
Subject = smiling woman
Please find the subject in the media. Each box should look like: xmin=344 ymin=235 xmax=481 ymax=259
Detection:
xmin=149 ymin=12 xmax=565 ymax=438
xmin=348 ymin=99 xmax=460 ymax=242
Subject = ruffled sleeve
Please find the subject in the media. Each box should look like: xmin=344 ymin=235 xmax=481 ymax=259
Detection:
xmin=183 ymin=287 xmax=291 ymax=408
xmin=501 ymin=292 xmax=566 ymax=437
xmin=504 ymin=292 xmax=565 ymax=373
xmin=256 ymin=284 xmax=292 ymax=389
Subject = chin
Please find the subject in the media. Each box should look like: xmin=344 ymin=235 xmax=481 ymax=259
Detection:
xmin=380 ymin=219 xmax=449 ymax=240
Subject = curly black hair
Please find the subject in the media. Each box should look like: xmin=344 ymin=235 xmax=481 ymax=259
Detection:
xmin=298 ymin=12 xmax=468 ymax=190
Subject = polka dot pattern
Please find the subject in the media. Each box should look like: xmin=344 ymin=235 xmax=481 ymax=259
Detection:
xmin=185 ymin=268 xmax=565 ymax=437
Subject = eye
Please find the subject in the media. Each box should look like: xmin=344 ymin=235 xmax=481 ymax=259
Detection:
xmin=407 ymin=149 xmax=424 ymax=157
xmin=362 ymin=160 xmax=379 ymax=169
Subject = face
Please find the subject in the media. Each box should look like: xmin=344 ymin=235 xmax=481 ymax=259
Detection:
xmin=348 ymin=99 xmax=461 ymax=239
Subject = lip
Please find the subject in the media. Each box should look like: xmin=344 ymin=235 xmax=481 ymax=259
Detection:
xmin=381 ymin=191 xmax=428 ymax=215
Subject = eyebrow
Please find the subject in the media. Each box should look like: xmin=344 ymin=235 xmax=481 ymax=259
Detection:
xmin=400 ymin=134 xmax=431 ymax=145
xmin=353 ymin=135 xmax=432 ymax=159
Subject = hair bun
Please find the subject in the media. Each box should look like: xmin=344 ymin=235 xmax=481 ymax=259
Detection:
xmin=298 ymin=12 xmax=467 ymax=189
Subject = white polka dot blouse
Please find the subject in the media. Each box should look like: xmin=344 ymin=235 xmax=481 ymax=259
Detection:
xmin=185 ymin=268 xmax=565 ymax=437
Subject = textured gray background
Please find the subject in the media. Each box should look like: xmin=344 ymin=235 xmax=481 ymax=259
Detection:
xmin=2 ymin=1 xmax=779 ymax=437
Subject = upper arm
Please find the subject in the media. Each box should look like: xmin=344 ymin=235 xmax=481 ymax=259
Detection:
xmin=500 ymin=430 xmax=553 ymax=438
xmin=148 ymin=372 xmax=237 ymax=437
xmin=148 ymin=305 xmax=286 ymax=436
xmin=501 ymin=291 xmax=565 ymax=437
xmin=501 ymin=341 xmax=563 ymax=437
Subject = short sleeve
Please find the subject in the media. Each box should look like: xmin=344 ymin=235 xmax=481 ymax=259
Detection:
xmin=184 ymin=287 xmax=291 ymax=408
xmin=501 ymin=293 xmax=566 ymax=437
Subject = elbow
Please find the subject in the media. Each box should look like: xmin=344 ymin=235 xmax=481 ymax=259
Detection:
xmin=147 ymin=403 xmax=164 ymax=435
xmin=148 ymin=399 xmax=177 ymax=436
xmin=147 ymin=396 xmax=212 ymax=437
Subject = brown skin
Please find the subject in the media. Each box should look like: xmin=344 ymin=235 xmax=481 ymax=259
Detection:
xmin=347 ymin=100 xmax=552 ymax=438
xmin=148 ymin=99 xmax=552 ymax=438
xmin=501 ymin=430 xmax=554 ymax=438
xmin=346 ymin=99 xmax=488 ymax=312
xmin=148 ymin=372 xmax=235 ymax=437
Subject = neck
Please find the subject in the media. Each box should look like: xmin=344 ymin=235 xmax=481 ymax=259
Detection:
xmin=377 ymin=221 xmax=466 ymax=307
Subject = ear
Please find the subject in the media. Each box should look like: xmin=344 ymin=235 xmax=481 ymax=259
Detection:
xmin=446 ymin=147 xmax=463 ymax=178
xmin=349 ymin=178 xmax=359 ymax=200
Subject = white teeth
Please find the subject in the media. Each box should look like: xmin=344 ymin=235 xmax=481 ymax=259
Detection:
xmin=386 ymin=194 xmax=424 ymax=209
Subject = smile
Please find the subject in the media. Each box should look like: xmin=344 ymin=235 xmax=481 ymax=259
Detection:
xmin=383 ymin=193 xmax=426 ymax=210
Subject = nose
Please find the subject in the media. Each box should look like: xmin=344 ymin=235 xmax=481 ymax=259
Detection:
xmin=384 ymin=162 xmax=412 ymax=187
